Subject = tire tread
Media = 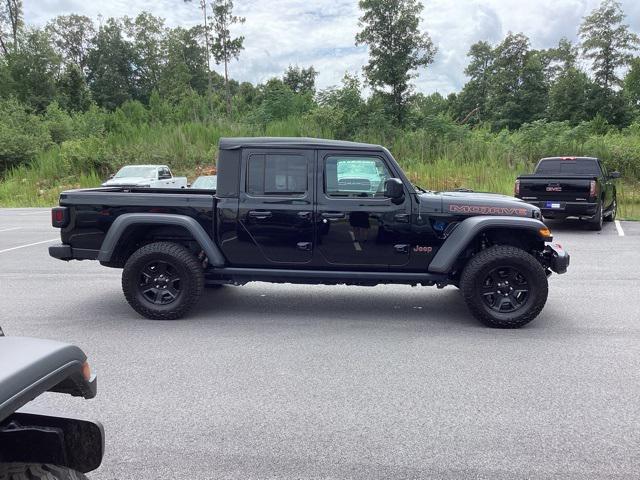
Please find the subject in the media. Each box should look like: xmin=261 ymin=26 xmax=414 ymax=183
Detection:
xmin=459 ymin=245 xmax=548 ymax=328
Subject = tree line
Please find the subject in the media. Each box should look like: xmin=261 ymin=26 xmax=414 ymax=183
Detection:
xmin=0 ymin=0 xmax=639 ymax=175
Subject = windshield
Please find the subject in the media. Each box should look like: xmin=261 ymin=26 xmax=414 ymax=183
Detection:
xmin=535 ymin=159 xmax=602 ymax=176
xmin=114 ymin=166 xmax=157 ymax=179
xmin=191 ymin=176 xmax=217 ymax=189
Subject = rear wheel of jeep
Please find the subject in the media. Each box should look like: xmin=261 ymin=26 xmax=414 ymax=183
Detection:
xmin=460 ymin=246 xmax=548 ymax=328
xmin=0 ymin=464 xmax=87 ymax=480
xmin=122 ymin=242 xmax=204 ymax=320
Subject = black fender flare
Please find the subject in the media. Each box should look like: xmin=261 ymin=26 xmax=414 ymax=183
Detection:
xmin=0 ymin=337 xmax=96 ymax=423
xmin=96 ymin=213 xmax=226 ymax=266
xmin=428 ymin=216 xmax=548 ymax=273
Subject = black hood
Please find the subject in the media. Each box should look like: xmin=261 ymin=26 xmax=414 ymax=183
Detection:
xmin=418 ymin=190 xmax=541 ymax=219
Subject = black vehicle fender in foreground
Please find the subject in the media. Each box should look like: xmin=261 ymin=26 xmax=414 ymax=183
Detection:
xmin=0 ymin=337 xmax=103 ymax=474
xmin=96 ymin=212 xmax=226 ymax=266
xmin=428 ymin=216 xmax=550 ymax=273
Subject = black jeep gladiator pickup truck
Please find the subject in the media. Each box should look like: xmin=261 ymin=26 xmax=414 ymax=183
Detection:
xmin=49 ymin=137 xmax=569 ymax=328
xmin=515 ymin=156 xmax=619 ymax=230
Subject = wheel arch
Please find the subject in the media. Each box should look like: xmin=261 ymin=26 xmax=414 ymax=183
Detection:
xmin=428 ymin=216 xmax=548 ymax=274
xmin=97 ymin=214 xmax=225 ymax=267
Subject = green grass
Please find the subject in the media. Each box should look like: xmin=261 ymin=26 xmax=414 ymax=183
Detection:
xmin=1 ymin=118 xmax=639 ymax=219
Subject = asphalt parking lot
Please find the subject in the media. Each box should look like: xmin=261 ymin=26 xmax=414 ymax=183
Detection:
xmin=1 ymin=208 xmax=639 ymax=479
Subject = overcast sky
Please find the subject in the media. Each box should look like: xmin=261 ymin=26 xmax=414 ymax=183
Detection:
xmin=24 ymin=0 xmax=640 ymax=95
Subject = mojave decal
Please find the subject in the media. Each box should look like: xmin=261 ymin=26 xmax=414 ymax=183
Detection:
xmin=449 ymin=204 xmax=529 ymax=216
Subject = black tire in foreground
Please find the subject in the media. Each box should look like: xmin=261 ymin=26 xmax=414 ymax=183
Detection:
xmin=122 ymin=241 xmax=204 ymax=320
xmin=460 ymin=245 xmax=548 ymax=328
xmin=0 ymin=464 xmax=87 ymax=480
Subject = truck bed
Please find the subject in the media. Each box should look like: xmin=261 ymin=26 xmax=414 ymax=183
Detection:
xmin=58 ymin=187 xmax=217 ymax=257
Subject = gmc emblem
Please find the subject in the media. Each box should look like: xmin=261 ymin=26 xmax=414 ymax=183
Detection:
xmin=546 ymin=185 xmax=562 ymax=192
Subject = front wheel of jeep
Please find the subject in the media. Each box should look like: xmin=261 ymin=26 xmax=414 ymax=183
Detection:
xmin=460 ymin=246 xmax=548 ymax=328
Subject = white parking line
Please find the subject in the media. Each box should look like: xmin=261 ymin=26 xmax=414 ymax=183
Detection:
xmin=615 ymin=220 xmax=625 ymax=237
xmin=0 ymin=238 xmax=58 ymax=254
xmin=18 ymin=211 xmax=50 ymax=216
xmin=0 ymin=227 xmax=21 ymax=232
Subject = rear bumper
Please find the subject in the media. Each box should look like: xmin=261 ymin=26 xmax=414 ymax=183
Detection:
xmin=49 ymin=244 xmax=98 ymax=261
xmin=543 ymin=243 xmax=570 ymax=274
xmin=527 ymin=201 xmax=597 ymax=219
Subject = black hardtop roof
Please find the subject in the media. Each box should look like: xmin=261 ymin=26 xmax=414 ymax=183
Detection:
xmin=219 ymin=137 xmax=383 ymax=151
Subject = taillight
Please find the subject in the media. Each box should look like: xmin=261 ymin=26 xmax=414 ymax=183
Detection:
xmin=514 ymin=179 xmax=520 ymax=196
xmin=589 ymin=180 xmax=597 ymax=198
xmin=51 ymin=207 xmax=69 ymax=228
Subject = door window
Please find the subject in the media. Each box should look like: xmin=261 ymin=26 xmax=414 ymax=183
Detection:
xmin=247 ymin=154 xmax=307 ymax=196
xmin=325 ymin=156 xmax=392 ymax=198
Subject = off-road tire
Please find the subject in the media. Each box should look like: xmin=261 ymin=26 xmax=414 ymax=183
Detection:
xmin=588 ymin=203 xmax=603 ymax=231
xmin=604 ymin=196 xmax=617 ymax=222
xmin=460 ymin=246 xmax=548 ymax=328
xmin=122 ymin=242 xmax=204 ymax=320
xmin=0 ymin=464 xmax=87 ymax=480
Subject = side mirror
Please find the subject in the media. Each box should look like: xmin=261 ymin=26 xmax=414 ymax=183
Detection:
xmin=610 ymin=171 xmax=621 ymax=179
xmin=384 ymin=178 xmax=404 ymax=203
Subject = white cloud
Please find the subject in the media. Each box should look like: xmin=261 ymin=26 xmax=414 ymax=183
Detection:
xmin=24 ymin=0 xmax=640 ymax=94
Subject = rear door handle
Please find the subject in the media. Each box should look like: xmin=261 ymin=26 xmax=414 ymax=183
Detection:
xmin=321 ymin=212 xmax=345 ymax=219
xmin=297 ymin=211 xmax=312 ymax=219
xmin=394 ymin=213 xmax=410 ymax=223
xmin=248 ymin=210 xmax=272 ymax=220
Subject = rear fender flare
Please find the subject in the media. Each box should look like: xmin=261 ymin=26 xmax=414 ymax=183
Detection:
xmin=428 ymin=216 xmax=547 ymax=273
xmin=96 ymin=213 xmax=225 ymax=266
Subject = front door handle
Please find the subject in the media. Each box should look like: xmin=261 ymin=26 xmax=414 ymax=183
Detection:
xmin=297 ymin=242 xmax=312 ymax=251
xmin=394 ymin=213 xmax=410 ymax=223
xmin=321 ymin=212 xmax=345 ymax=219
xmin=394 ymin=244 xmax=410 ymax=254
xmin=248 ymin=210 xmax=272 ymax=220
xmin=297 ymin=211 xmax=312 ymax=219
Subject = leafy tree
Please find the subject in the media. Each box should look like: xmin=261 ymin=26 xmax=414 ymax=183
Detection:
xmin=579 ymin=0 xmax=639 ymax=90
xmin=86 ymin=19 xmax=136 ymax=110
xmin=542 ymin=37 xmax=578 ymax=81
xmin=57 ymin=63 xmax=92 ymax=112
xmin=486 ymin=33 xmax=547 ymax=130
xmin=160 ymin=26 xmax=208 ymax=100
xmin=124 ymin=13 xmax=167 ymax=103
xmin=209 ymin=0 xmax=245 ymax=115
xmin=355 ymin=0 xmax=436 ymax=124
xmin=624 ymin=57 xmax=640 ymax=108
xmin=0 ymin=0 xmax=22 ymax=55
xmin=455 ymin=40 xmax=494 ymax=123
xmin=283 ymin=65 xmax=318 ymax=94
xmin=183 ymin=0 xmax=214 ymax=112
xmin=45 ymin=14 xmax=95 ymax=71
xmin=547 ymin=67 xmax=591 ymax=124
xmin=0 ymin=97 xmax=51 ymax=171
xmin=6 ymin=29 xmax=61 ymax=111
xmin=317 ymin=73 xmax=366 ymax=137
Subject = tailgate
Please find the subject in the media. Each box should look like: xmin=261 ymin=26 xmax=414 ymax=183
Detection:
xmin=518 ymin=175 xmax=594 ymax=201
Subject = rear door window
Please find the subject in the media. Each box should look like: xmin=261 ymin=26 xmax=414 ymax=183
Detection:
xmin=247 ymin=153 xmax=308 ymax=196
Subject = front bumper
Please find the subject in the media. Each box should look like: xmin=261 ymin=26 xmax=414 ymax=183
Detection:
xmin=543 ymin=243 xmax=570 ymax=274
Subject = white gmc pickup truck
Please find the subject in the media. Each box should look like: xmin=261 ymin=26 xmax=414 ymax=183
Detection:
xmin=102 ymin=165 xmax=188 ymax=188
